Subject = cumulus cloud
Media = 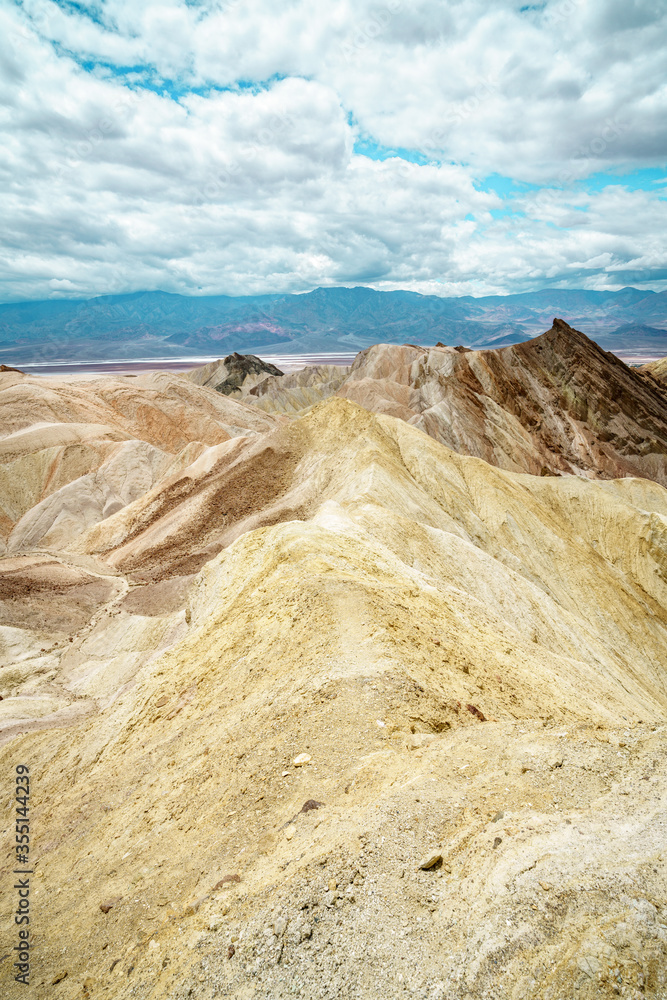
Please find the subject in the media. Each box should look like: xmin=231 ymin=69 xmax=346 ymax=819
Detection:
xmin=0 ymin=0 xmax=666 ymax=300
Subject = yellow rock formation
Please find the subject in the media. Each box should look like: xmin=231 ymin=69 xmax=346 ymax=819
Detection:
xmin=0 ymin=374 xmax=665 ymax=999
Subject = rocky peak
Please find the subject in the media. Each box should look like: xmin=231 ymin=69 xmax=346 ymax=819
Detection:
xmin=214 ymin=353 xmax=284 ymax=395
xmin=535 ymin=316 xmax=594 ymax=347
xmin=185 ymin=353 xmax=284 ymax=395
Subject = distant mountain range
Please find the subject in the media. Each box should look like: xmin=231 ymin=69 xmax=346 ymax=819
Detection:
xmin=1 ymin=286 xmax=666 ymax=365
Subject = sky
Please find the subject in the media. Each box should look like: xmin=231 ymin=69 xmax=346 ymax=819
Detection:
xmin=1 ymin=0 xmax=666 ymax=302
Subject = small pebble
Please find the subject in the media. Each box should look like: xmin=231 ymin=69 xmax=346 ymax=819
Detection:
xmin=214 ymin=874 xmax=241 ymax=889
xmin=300 ymin=799 xmax=324 ymax=813
xmin=417 ymin=852 xmax=442 ymax=871
xmin=99 ymin=898 xmax=121 ymax=914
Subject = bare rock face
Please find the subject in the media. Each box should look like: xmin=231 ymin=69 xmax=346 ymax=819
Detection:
xmin=335 ymin=318 xmax=667 ymax=484
xmin=78 ymin=425 xmax=310 ymax=581
xmin=641 ymin=355 xmax=667 ymax=387
xmin=185 ymin=352 xmax=284 ymax=396
xmin=0 ymin=368 xmax=284 ymax=555
xmin=245 ymin=364 xmax=351 ymax=414
xmin=0 ymin=367 xmax=666 ymax=999
xmin=221 ymin=321 xmax=667 ymax=485
xmin=0 ymin=368 xmax=280 ymax=449
xmin=189 ymin=356 xmax=352 ymax=414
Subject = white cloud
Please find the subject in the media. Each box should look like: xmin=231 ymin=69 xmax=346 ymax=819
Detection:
xmin=0 ymin=0 xmax=666 ymax=300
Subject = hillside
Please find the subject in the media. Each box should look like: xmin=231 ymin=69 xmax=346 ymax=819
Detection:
xmin=642 ymin=356 xmax=667 ymax=387
xmin=0 ymin=370 xmax=283 ymax=557
xmin=0 ymin=366 xmax=666 ymax=998
xmin=194 ymin=319 xmax=667 ymax=486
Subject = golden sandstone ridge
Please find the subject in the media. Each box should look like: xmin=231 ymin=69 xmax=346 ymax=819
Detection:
xmin=0 ymin=322 xmax=666 ymax=1000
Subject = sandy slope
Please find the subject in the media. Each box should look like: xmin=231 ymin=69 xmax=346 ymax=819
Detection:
xmin=0 ymin=369 xmax=283 ymax=556
xmin=0 ymin=395 xmax=666 ymax=999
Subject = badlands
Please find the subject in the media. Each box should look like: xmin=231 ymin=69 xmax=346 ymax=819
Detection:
xmin=0 ymin=319 xmax=666 ymax=1000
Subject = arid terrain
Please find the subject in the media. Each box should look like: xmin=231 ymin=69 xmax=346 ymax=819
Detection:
xmin=212 ymin=319 xmax=667 ymax=486
xmin=1 ymin=322 xmax=666 ymax=1000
